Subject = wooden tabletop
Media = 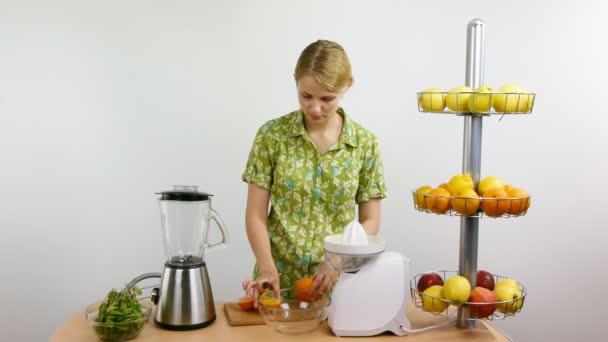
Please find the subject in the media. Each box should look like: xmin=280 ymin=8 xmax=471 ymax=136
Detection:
xmin=50 ymin=301 xmax=509 ymax=341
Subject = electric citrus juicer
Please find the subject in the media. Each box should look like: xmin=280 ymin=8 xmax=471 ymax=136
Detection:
xmin=128 ymin=185 xmax=229 ymax=330
xmin=323 ymin=221 xmax=412 ymax=336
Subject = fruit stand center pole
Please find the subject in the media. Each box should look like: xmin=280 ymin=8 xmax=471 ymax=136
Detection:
xmin=458 ymin=18 xmax=486 ymax=329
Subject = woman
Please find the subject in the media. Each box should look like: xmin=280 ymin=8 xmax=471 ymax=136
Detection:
xmin=241 ymin=40 xmax=387 ymax=305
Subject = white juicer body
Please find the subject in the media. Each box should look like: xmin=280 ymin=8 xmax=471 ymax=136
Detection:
xmin=328 ymin=250 xmax=411 ymax=336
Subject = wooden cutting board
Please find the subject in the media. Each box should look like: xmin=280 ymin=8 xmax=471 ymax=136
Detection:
xmin=223 ymin=302 xmax=265 ymax=326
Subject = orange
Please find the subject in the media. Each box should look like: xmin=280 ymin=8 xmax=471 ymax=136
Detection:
xmin=425 ymin=188 xmax=451 ymax=214
xmin=481 ymin=188 xmax=510 ymax=217
xmin=237 ymin=296 xmax=254 ymax=311
xmin=414 ymin=185 xmax=432 ymax=209
xmin=506 ymin=188 xmax=531 ymax=215
xmin=450 ymin=188 xmax=480 ymax=216
xmin=295 ymin=277 xmax=315 ymax=301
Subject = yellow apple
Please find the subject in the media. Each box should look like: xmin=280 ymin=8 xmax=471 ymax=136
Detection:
xmin=517 ymin=88 xmax=535 ymax=112
xmin=450 ymin=188 xmax=480 ymax=216
xmin=495 ymin=278 xmax=519 ymax=290
xmin=414 ymin=185 xmax=433 ymax=209
xmin=477 ymin=176 xmax=505 ymax=195
xmin=468 ymin=85 xmax=494 ymax=113
xmin=442 ymin=276 xmax=471 ymax=304
xmin=446 ymin=173 xmax=474 ymax=195
xmin=492 ymin=83 xmax=521 ymax=113
xmin=425 ymin=188 xmax=451 ymax=214
xmin=418 ymin=88 xmax=446 ymax=112
xmin=526 ymin=92 xmax=535 ymax=111
xmin=446 ymin=86 xmax=473 ymax=112
xmin=494 ymin=280 xmax=523 ymax=314
xmin=499 ymin=296 xmax=524 ymax=314
xmin=421 ymin=285 xmax=449 ymax=313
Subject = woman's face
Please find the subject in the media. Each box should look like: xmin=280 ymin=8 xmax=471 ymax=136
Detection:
xmin=297 ymin=74 xmax=347 ymax=126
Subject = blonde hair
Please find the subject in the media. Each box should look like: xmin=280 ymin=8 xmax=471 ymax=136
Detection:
xmin=294 ymin=40 xmax=353 ymax=92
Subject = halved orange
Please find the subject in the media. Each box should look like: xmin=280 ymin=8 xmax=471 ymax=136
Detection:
xmin=259 ymin=297 xmax=281 ymax=308
xmin=237 ymin=296 xmax=254 ymax=311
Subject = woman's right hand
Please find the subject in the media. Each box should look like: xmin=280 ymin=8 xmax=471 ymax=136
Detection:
xmin=242 ymin=267 xmax=281 ymax=308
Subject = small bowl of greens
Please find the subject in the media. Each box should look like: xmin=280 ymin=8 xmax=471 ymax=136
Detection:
xmin=85 ymin=286 xmax=151 ymax=341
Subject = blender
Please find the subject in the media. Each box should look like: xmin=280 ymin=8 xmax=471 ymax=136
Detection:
xmin=129 ymin=185 xmax=229 ymax=330
xmin=323 ymin=221 xmax=411 ymax=336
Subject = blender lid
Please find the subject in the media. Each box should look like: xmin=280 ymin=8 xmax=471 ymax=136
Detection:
xmin=157 ymin=185 xmax=213 ymax=201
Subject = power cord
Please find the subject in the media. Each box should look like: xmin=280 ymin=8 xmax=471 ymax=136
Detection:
xmin=481 ymin=320 xmax=515 ymax=342
xmin=400 ymin=319 xmax=457 ymax=333
xmin=400 ymin=319 xmax=515 ymax=341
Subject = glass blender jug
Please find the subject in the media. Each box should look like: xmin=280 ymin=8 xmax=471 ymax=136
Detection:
xmin=151 ymin=185 xmax=229 ymax=330
xmin=158 ymin=185 xmax=228 ymax=267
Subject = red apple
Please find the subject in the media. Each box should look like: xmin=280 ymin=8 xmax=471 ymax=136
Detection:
xmin=417 ymin=273 xmax=444 ymax=292
xmin=468 ymin=287 xmax=498 ymax=319
xmin=476 ymin=270 xmax=495 ymax=291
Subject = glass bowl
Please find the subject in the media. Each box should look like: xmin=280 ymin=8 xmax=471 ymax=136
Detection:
xmin=258 ymin=288 xmax=330 ymax=334
xmin=85 ymin=300 xmax=152 ymax=341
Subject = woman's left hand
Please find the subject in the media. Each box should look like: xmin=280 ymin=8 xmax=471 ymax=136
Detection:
xmin=312 ymin=261 xmax=339 ymax=294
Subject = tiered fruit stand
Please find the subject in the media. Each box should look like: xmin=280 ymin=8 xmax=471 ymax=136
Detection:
xmin=409 ymin=19 xmax=533 ymax=329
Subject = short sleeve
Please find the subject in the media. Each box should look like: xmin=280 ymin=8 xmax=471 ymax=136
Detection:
xmin=241 ymin=122 xmax=275 ymax=190
xmin=356 ymin=134 xmax=388 ymax=203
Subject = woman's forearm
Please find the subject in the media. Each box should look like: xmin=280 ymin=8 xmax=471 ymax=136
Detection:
xmin=359 ymin=199 xmax=381 ymax=235
xmin=245 ymin=183 xmax=276 ymax=272
xmin=246 ymin=216 xmax=276 ymax=272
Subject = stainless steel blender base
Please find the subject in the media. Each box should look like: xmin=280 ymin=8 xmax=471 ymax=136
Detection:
xmin=155 ymin=262 xmax=216 ymax=330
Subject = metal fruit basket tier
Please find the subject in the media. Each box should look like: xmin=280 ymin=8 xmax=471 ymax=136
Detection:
xmin=417 ymin=91 xmax=536 ymax=115
xmin=411 ymin=190 xmax=531 ymax=218
xmin=410 ymin=270 xmax=527 ymax=321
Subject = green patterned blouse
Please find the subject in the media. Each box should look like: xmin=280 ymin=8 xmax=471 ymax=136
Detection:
xmin=242 ymin=108 xmax=387 ymax=288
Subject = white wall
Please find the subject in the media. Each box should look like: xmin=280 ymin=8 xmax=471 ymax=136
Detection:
xmin=1 ymin=1 xmax=606 ymax=341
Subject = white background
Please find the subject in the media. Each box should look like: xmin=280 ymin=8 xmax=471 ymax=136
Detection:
xmin=1 ymin=1 xmax=606 ymax=341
